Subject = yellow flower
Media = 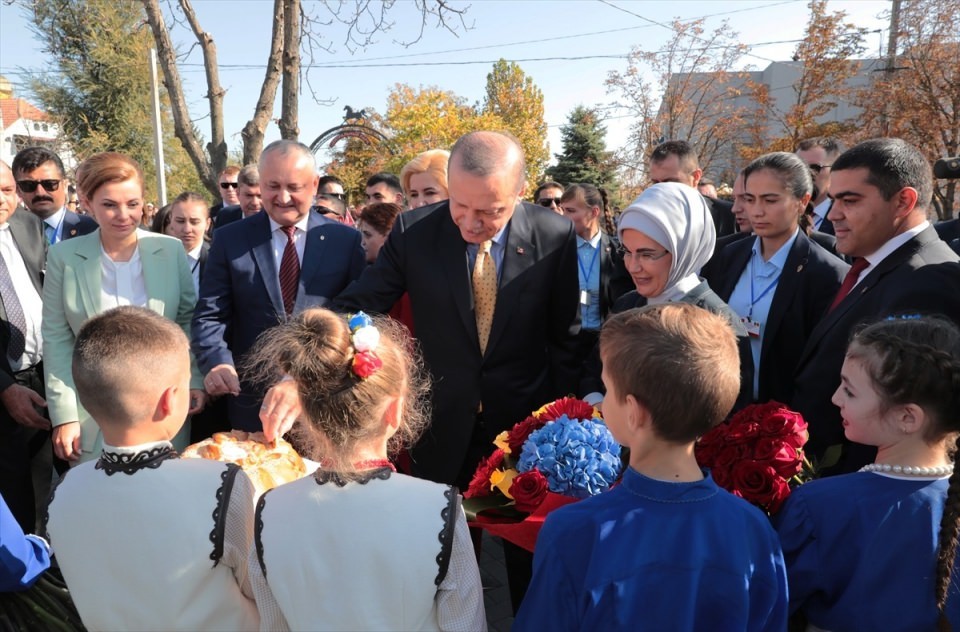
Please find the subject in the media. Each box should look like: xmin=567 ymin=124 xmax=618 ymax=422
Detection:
xmin=493 ymin=431 xmax=511 ymax=454
xmin=489 ymin=468 xmax=518 ymax=499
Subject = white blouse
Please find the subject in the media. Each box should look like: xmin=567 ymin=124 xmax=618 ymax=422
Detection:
xmin=99 ymin=242 xmax=147 ymax=309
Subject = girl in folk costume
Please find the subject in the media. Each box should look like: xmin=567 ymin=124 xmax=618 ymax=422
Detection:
xmin=775 ymin=316 xmax=960 ymax=631
xmin=245 ymin=308 xmax=486 ymax=631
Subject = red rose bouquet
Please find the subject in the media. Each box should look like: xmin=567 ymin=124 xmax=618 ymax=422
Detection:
xmin=695 ymin=401 xmax=810 ymax=515
xmin=463 ymin=397 xmax=622 ymax=552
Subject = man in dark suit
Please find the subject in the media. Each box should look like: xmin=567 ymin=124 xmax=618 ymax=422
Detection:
xmin=649 ymin=140 xmax=735 ymax=238
xmin=334 ymin=131 xmax=581 ymax=488
xmin=213 ymin=164 xmax=261 ymax=231
xmin=796 ymin=137 xmax=844 ymax=236
xmin=792 ymin=138 xmax=960 ymax=475
xmin=192 ymin=141 xmax=365 ymax=431
xmin=11 ymin=147 xmax=97 ymax=244
xmin=0 ymin=161 xmax=50 ymax=532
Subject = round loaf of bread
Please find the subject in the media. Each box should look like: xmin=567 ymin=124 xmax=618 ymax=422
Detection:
xmin=182 ymin=430 xmax=307 ymax=496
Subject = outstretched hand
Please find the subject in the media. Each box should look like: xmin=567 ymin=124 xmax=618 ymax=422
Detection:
xmin=260 ymin=378 xmax=301 ymax=443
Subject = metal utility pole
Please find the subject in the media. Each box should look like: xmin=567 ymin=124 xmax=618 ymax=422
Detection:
xmin=148 ymin=48 xmax=168 ymax=206
xmin=880 ymin=0 xmax=902 ymax=135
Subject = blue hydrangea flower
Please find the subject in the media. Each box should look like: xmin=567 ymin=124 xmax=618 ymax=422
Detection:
xmin=348 ymin=312 xmax=373 ymax=332
xmin=516 ymin=415 xmax=622 ymax=499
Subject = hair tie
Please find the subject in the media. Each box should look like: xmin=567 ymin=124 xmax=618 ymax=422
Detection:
xmin=348 ymin=312 xmax=383 ymax=379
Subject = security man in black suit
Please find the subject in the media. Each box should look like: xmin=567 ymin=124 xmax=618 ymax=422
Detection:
xmin=648 ymin=140 xmax=735 ymax=238
xmin=12 ymin=146 xmax=96 ymax=244
xmin=792 ymin=138 xmax=960 ymax=475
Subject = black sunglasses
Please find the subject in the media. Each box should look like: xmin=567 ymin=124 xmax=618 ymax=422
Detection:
xmin=17 ymin=179 xmax=62 ymax=193
xmin=315 ymin=205 xmax=343 ymax=219
xmin=538 ymin=197 xmax=562 ymax=207
xmin=808 ymin=163 xmax=832 ymax=174
xmin=219 ymin=182 xmax=239 ymax=189
xmin=323 ymin=192 xmax=347 ymax=200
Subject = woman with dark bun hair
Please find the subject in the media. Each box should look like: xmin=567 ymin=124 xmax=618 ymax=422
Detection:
xmin=245 ymin=308 xmax=485 ymax=630
xmin=775 ymin=315 xmax=960 ymax=630
xmin=706 ymin=152 xmax=848 ymax=409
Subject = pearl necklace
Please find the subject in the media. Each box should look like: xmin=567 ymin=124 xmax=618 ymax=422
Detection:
xmin=859 ymin=463 xmax=953 ymax=477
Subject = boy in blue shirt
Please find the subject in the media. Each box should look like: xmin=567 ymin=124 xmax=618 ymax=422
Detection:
xmin=515 ymin=303 xmax=788 ymax=631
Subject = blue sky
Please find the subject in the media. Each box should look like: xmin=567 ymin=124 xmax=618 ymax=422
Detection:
xmin=0 ymin=0 xmax=891 ymax=166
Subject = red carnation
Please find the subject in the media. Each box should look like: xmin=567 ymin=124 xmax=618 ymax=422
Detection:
xmin=465 ymin=450 xmax=505 ymax=498
xmin=353 ymin=351 xmax=383 ymax=379
xmin=509 ymin=470 xmax=549 ymax=512
xmin=507 ymin=415 xmax=548 ymax=454
xmin=536 ymin=397 xmax=596 ymax=423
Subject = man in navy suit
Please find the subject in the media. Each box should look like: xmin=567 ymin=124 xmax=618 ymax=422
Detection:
xmin=11 ymin=147 xmax=97 ymax=244
xmin=792 ymin=138 xmax=960 ymax=474
xmin=191 ymin=140 xmax=365 ymax=431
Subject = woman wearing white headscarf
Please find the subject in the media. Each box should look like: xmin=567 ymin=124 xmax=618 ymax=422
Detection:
xmin=579 ymin=183 xmax=747 ymax=400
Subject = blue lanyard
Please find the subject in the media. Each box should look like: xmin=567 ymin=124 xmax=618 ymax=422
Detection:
xmin=577 ymin=241 xmax=600 ymax=288
xmin=748 ymin=254 xmax=781 ymax=319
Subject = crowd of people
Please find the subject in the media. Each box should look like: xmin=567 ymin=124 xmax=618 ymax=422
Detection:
xmin=1 ymin=129 xmax=960 ymax=630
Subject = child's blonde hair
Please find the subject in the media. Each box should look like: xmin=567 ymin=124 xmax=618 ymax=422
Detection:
xmin=243 ymin=309 xmax=430 ymax=469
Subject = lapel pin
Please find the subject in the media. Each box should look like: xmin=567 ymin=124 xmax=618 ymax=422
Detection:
xmin=796 ymin=264 xmax=803 ymax=272
xmin=70 ymin=229 xmax=77 ymax=236
xmin=319 ymin=235 xmax=325 ymax=240
xmin=516 ymin=247 xmax=525 ymax=255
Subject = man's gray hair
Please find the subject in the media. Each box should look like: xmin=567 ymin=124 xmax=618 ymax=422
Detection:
xmin=259 ymin=140 xmax=317 ymax=172
xmin=238 ymin=164 xmax=259 ymax=187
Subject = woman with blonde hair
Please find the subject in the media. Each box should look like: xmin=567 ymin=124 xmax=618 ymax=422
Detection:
xmin=43 ymin=152 xmax=205 ymax=463
xmin=400 ymin=149 xmax=449 ymax=210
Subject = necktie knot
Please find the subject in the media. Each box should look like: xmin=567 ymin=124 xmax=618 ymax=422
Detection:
xmin=281 ymin=225 xmax=297 ymax=241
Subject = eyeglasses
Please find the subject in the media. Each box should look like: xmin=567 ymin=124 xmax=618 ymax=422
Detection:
xmin=219 ymin=182 xmax=239 ymax=189
xmin=537 ymin=197 xmax=562 ymax=207
xmin=617 ymin=247 xmax=671 ymax=263
xmin=17 ymin=179 xmax=62 ymax=193
xmin=322 ymin=192 xmax=346 ymax=201
xmin=807 ymin=163 xmax=832 ymax=174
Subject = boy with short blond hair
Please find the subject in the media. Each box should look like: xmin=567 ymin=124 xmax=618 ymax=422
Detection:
xmin=45 ymin=306 xmax=259 ymax=631
xmin=515 ymin=303 xmax=787 ymax=631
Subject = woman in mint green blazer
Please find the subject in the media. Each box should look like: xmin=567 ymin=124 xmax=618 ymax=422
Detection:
xmin=42 ymin=153 xmax=206 ymax=463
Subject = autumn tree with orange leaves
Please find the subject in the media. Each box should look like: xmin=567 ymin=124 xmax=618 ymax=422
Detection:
xmin=856 ymin=0 xmax=959 ymax=219
xmin=606 ymin=18 xmax=750 ymax=183
xmin=744 ymin=0 xmax=866 ymax=157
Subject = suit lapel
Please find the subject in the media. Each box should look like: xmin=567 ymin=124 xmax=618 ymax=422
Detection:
xmin=717 ymin=239 xmax=753 ymax=301
xmin=486 ymin=204 xmax=536 ymax=356
xmin=248 ymin=213 xmax=285 ymax=316
xmin=297 ymin=212 xmax=328 ymax=293
xmin=761 ymin=235 xmax=808 ymax=364
xmin=439 ymin=210 xmax=476 ymax=345
xmin=74 ymin=232 xmax=103 ymax=317
xmin=8 ymin=213 xmax=44 ymax=293
xmin=800 ymin=232 xmax=926 ymax=363
xmin=139 ymin=236 xmax=169 ymax=316
xmin=599 ymin=232 xmax=613 ymax=313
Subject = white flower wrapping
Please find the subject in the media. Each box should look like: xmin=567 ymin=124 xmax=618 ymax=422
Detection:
xmin=352 ymin=325 xmax=380 ymax=352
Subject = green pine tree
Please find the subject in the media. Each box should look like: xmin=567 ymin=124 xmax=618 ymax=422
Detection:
xmin=546 ymin=106 xmax=617 ymax=191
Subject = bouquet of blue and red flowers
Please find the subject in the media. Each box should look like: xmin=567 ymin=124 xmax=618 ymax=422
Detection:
xmin=464 ymin=397 xmax=623 ymax=551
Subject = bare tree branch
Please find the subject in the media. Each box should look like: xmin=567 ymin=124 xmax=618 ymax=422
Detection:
xmin=279 ymin=0 xmax=301 ymax=139
xmin=240 ymin=0 xmax=285 ymax=164
xmin=140 ymin=0 xmax=216 ymax=194
xmin=177 ymin=0 xmax=227 ymax=178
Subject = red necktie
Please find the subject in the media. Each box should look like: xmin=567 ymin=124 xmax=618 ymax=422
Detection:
xmin=278 ymin=225 xmax=300 ymax=315
xmin=828 ymin=257 xmax=869 ymax=313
